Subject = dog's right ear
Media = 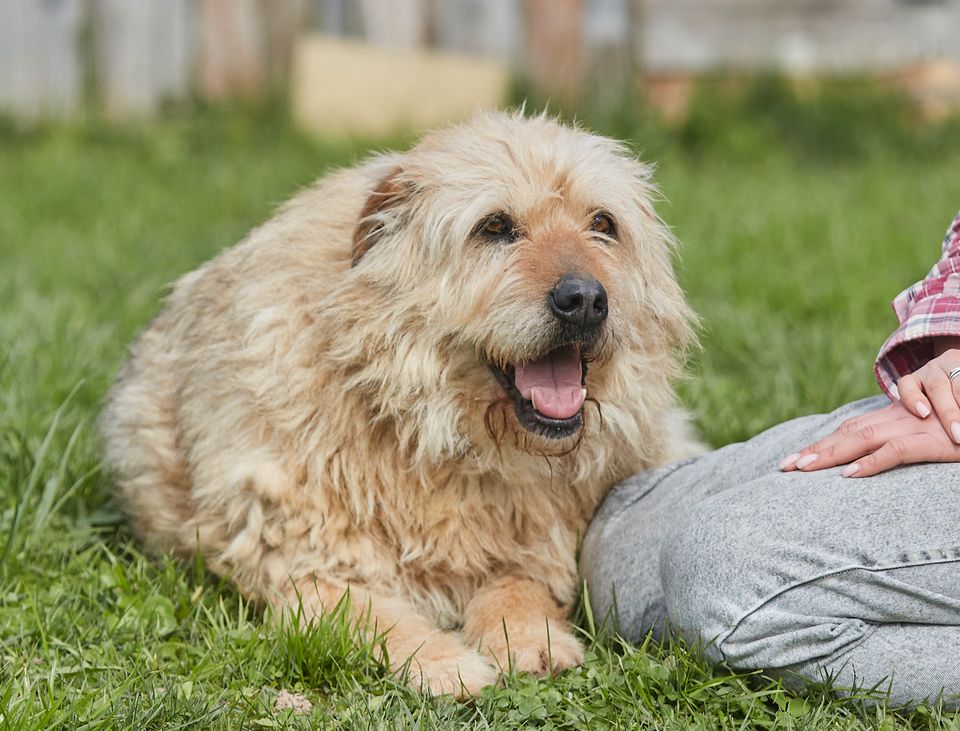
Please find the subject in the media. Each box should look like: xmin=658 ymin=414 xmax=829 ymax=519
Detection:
xmin=352 ymin=167 xmax=409 ymax=266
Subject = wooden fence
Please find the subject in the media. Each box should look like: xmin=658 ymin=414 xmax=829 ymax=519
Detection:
xmin=1 ymin=0 xmax=959 ymax=121
xmin=0 ymin=0 xmax=636 ymax=120
xmin=0 ymin=0 xmax=306 ymax=119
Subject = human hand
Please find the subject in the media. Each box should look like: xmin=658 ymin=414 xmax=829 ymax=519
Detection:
xmin=893 ymin=346 xmax=960 ymax=442
xmin=779 ymin=399 xmax=960 ymax=477
xmin=779 ymin=346 xmax=960 ymax=477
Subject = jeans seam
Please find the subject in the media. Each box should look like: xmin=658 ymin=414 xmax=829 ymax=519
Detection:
xmin=716 ymin=554 xmax=960 ymax=663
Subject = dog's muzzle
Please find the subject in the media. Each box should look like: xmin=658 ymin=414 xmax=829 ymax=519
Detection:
xmin=488 ymin=274 xmax=608 ymax=440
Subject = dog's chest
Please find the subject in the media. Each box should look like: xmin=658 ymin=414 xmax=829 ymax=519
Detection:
xmin=378 ymin=474 xmax=587 ymax=603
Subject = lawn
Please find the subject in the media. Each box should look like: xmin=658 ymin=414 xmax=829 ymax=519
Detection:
xmin=2 ymin=91 xmax=960 ymax=728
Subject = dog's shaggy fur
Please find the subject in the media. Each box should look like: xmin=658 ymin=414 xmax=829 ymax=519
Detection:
xmin=101 ymin=112 xmax=697 ymax=696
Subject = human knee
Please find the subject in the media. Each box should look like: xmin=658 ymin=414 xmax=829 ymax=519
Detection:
xmin=581 ymin=513 xmax=669 ymax=641
xmin=659 ymin=495 xmax=874 ymax=671
xmin=658 ymin=502 xmax=762 ymax=660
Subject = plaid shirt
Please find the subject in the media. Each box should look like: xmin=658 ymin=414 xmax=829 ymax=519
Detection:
xmin=875 ymin=209 xmax=960 ymax=399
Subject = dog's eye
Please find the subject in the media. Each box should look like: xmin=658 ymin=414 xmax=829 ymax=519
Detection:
xmin=590 ymin=212 xmax=617 ymax=240
xmin=476 ymin=213 xmax=519 ymax=243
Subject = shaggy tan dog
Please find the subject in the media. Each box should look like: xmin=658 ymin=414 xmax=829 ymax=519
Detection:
xmin=101 ymin=112 xmax=696 ymax=696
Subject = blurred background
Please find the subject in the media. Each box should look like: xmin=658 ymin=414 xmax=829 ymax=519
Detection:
xmin=3 ymin=0 xmax=960 ymax=128
xmin=4 ymin=0 xmax=960 ymax=448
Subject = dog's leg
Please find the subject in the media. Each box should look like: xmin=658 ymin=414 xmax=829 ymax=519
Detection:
xmin=274 ymin=577 xmax=498 ymax=697
xmin=462 ymin=576 xmax=584 ymax=676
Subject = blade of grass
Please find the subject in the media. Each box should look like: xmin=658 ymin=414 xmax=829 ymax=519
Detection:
xmin=29 ymin=419 xmax=84 ymax=538
xmin=1 ymin=380 xmax=84 ymax=565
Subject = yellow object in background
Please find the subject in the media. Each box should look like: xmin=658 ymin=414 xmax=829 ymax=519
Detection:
xmin=292 ymin=35 xmax=510 ymax=138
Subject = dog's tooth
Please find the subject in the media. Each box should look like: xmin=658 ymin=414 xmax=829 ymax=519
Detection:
xmin=580 ymin=387 xmax=587 ymax=401
xmin=531 ymin=389 xmax=540 ymax=412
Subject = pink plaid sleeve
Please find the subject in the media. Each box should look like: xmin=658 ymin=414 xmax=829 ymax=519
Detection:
xmin=875 ymin=209 xmax=960 ymax=399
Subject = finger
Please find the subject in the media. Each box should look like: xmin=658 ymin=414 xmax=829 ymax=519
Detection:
xmin=782 ymin=414 xmax=876 ymax=470
xmin=844 ymin=433 xmax=940 ymax=478
xmin=896 ymin=373 xmax=931 ymax=418
xmin=794 ymin=421 xmax=898 ymax=472
xmin=781 ymin=404 xmax=901 ymax=471
xmin=952 ymin=367 xmax=960 ymax=420
xmin=923 ymin=369 xmax=960 ymax=444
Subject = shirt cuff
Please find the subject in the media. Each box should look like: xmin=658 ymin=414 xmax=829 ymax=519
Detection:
xmin=875 ymin=295 xmax=960 ymax=399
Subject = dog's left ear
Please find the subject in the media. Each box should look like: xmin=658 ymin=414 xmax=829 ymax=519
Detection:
xmin=352 ymin=167 xmax=410 ymax=266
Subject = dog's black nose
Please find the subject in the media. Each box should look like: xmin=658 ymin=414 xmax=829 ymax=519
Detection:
xmin=549 ymin=275 xmax=608 ymax=328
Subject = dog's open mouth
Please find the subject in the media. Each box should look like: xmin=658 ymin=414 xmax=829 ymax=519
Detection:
xmin=489 ymin=344 xmax=587 ymax=439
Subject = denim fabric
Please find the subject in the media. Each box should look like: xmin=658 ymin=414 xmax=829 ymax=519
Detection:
xmin=581 ymin=396 xmax=960 ymax=708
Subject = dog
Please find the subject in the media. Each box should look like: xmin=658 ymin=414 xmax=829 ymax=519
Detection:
xmin=100 ymin=111 xmax=697 ymax=696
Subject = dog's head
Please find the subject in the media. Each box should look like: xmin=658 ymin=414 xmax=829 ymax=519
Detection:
xmin=346 ymin=112 xmax=694 ymax=463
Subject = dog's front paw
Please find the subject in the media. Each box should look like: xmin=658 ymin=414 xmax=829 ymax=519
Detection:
xmin=482 ymin=620 xmax=584 ymax=676
xmin=407 ymin=641 xmax=498 ymax=698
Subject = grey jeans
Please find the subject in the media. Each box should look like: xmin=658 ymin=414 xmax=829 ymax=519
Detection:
xmin=580 ymin=396 xmax=960 ymax=708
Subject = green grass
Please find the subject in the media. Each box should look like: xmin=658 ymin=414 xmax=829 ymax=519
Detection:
xmin=3 ymin=92 xmax=960 ymax=728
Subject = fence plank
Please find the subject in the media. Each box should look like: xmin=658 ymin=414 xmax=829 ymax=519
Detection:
xmin=524 ymin=0 xmax=585 ymax=101
xmin=432 ymin=0 xmax=521 ymax=62
xmin=259 ymin=0 xmax=308 ymax=88
xmin=0 ymin=0 xmax=85 ymax=119
xmin=583 ymin=0 xmax=635 ymax=105
xmin=198 ymin=0 xmax=265 ymax=100
xmin=358 ymin=0 xmax=426 ymax=50
xmin=197 ymin=0 xmax=306 ymax=100
xmin=94 ymin=0 xmax=194 ymax=117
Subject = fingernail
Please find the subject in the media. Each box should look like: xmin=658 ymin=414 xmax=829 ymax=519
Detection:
xmin=842 ymin=463 xmax=860 ymax=477
xmin=795 ymin=453 xmax=819 ymax=469
xmin=916 ymin=402 xmax=930 ymax=418
xmin=779 ymin=453 xmax=801 ymax=470
xmin=952 ymin=422 xmax=960 ymax=444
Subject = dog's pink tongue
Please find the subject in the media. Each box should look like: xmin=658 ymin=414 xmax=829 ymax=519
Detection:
xmin=514 ymin=346 xmax=585 ymax=420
